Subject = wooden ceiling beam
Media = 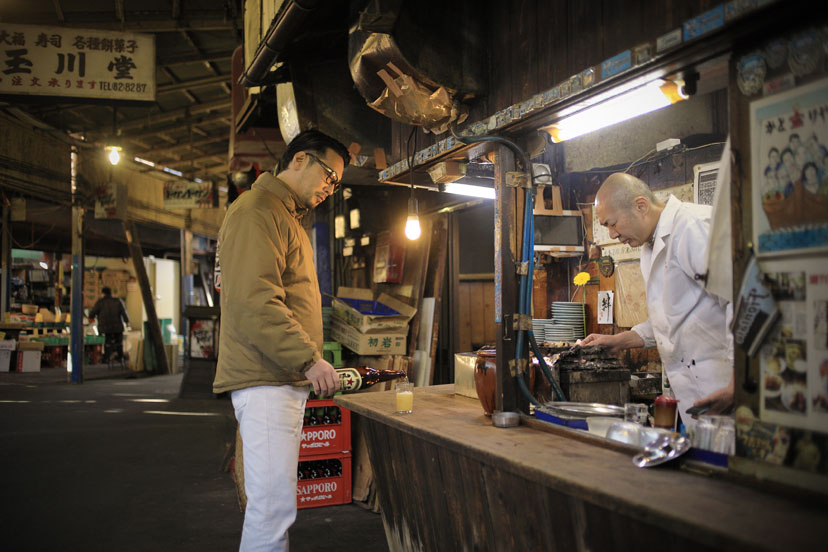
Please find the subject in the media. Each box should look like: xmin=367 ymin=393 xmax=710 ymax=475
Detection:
xmin=163 ymin=153 xmax=227 ymax=167
xmin=118 ymin=113 xmax=229 ymax=140
xmin=51 ymin=0 xmax=64 ymax=22
xmin=158 ymin=74 xmax=229 ymax=94
xmin=137 ymin=135 xmax=227 ymax=156
xmin=161 ymin=53 xmax=233 ymax=68
xmin=94 ymin=99 xmax=230 ymax=133
xmin=14 ymin=16 xmax=239 ymax=33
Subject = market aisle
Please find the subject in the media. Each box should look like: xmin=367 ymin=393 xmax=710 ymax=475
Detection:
xmin=0 ymin=373 xmax=388 ymax=552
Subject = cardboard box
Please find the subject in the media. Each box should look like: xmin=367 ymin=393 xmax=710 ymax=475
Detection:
xmin=16 ymin=341 xmax=44 ymax=372
xmin=454 ymin=352 xmax=479 ymax=399
xmin=0 ymin=341 xmax=15 ymax=372
xmin=332 ymin=287 xmax=416 ymax=333
xmin=331 ymin=317 xmax=407 ymax=355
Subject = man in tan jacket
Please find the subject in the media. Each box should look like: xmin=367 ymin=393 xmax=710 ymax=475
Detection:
xmin=214 ymin=129 xmax=349 ymax=551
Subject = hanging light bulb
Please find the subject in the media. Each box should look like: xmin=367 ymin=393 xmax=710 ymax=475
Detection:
xmin=404 ymin=196 xmax=421 ymax=240
xmin=107 ymin=145 xmax=122 ymax=165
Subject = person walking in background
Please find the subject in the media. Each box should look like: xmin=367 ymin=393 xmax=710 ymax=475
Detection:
xmin=213 ymin=129 xmax=349 ymax=551
xmin=88 ymin=286 xmax=130 ymax=366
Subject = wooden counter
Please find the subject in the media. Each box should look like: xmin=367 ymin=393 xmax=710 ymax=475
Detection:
xmin=336 ymin=384 xmax=826 ymax=551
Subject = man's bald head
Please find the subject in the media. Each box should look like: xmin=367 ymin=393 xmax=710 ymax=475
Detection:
xmin=594 ymin=173 xmax=664 ymax=248
xmin=596 ymin=173 xmax=658 ymax=212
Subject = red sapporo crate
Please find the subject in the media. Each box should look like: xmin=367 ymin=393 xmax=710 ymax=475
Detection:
xmin=296 ymin=452 xmax=352 ymax=510
xmin=300 ymin=398 xmax=351 ymax=457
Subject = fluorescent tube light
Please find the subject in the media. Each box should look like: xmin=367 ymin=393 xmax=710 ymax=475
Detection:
xmin=133 ymin=157 xmax=155 ymax=167
xmin=443 ymin=182 xmax=496 ymax=199
xmin=544 ymin=79 xmax=687 ymax=143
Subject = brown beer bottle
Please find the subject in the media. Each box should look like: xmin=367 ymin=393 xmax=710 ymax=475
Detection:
xmin=336 ymin=366 xmax=406 ymax=392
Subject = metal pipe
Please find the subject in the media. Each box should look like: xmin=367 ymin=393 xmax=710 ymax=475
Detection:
xmin=239 ymin=0 xmax=318 ymax=87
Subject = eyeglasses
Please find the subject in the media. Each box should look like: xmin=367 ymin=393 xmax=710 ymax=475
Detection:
xmin=305 ymin=152 xmax=340 ymax=190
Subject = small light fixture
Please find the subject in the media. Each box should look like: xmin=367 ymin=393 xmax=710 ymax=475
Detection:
xmin=542 ymin=78 xmax=688 ymax=143
xmin=39 ymin=261 xmax=49 ymax=270
xmin=405 ymin=128 xmax=421 ymax=241
xmin=106 ymin=145 xmax=122 ymax=165
xmin=404 ymin=196 xmax=421 ymax=240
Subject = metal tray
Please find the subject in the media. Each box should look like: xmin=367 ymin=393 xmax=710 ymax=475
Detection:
xmin=632 ymin=435 xmax=691 ymax=468
xmin=540 ymin=401 xmax=624 ymax=418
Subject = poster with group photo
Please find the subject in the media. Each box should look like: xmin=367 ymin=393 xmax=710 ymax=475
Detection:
xmin=750 ymin=77 xmax=828 ymax=257
xmin=759 ymin=257 xmax=828 ymax=432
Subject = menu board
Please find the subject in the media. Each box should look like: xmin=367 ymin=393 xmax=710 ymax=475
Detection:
xmin=758 ymin=257 xmax=828 ymax=432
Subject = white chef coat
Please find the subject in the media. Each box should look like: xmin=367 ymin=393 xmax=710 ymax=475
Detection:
xmin=632 ymin=195 xmax=733 ymax=428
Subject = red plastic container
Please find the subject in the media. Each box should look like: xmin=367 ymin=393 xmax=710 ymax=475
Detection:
xmin=300 ymin=399 xmax=351 ymax=457
xmin=296 ymin=452 xmax=352 ymax=509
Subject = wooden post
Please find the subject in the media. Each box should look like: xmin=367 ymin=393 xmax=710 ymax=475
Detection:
xmin=427 ymin=215 xmax=448 ymax=385
xmin=123 ymin=219 xmax=169 ymax=374
xmin=70 ymin=185 xmax=84 ymax=384
xmin=493 ymin=145 xmax=522 ymax=413
xmin=0 ymin=202 xmax=10 ymax=315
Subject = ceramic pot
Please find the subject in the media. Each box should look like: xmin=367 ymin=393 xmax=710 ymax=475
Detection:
xmin=474 ymin=348 xmax=497 ymax=416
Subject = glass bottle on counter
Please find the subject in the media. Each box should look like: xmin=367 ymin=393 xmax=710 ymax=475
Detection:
xmin=336 ymin=366 xmax=407 ymax=392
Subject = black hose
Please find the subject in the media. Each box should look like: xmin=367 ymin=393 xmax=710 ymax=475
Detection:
xmin=516 ymin=368 xmax=543 ymax=408
xmin=529 ymin=331 xmax=567 ymax=402
xmin=450 ymin=124 xmax=546 ymax=409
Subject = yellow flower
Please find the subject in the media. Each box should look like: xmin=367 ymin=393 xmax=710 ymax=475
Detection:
xmin=573 ymin=271 xmax=590 ymax=286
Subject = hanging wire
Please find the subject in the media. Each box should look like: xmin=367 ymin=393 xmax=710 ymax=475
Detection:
xmin=406 ymin=126 xmax=417 ymax=189
xmin=12 ymin=222 xmax=57 ymax=249
xmin=253 ymin=128 xmax=280 ymax=165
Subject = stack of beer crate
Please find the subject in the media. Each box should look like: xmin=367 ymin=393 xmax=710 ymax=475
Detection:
xmin=83 ymin=270 xmax=101 ymax=309
xmin=296 ymin=342 xmax=352 ymax=509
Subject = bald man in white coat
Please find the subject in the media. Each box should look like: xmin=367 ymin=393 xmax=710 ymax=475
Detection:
xmin=582 ymin=173 xmax=734 ymax=427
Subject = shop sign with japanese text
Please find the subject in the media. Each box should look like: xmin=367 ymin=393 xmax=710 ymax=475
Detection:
xmin=163 ymin=181 xmax=213 ymax=209
xmin=0 ymin=23 xmax=155 ymax=101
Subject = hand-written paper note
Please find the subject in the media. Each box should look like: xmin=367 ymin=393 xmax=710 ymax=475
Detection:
xmin=615 ymin=262 xmax=648 ymax=328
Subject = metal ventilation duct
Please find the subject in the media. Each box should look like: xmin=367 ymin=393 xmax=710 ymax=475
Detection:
xmin=348 ymin=0 xmax=485 ymax=133
xmin=240 ymin=0 xmax=319 ymax=87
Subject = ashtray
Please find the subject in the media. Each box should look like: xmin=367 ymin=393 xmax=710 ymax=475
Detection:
xmin=492 ymin=411 xmax=520 ymax=428
xmin=632 ymin=435 xmax=691 ymax=468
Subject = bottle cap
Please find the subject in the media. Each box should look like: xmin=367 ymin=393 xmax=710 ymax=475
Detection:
xmin=654 ymin=394 xmax=678 ymax=406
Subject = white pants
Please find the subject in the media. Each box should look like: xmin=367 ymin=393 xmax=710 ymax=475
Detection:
xmin=232 ymin=385 xmax=309 ymax=552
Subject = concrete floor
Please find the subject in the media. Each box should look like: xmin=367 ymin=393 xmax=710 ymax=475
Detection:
xmin=0 ymin=367 xmax=388 ymax=552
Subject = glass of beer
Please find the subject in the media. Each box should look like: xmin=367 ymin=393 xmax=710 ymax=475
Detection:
xmin=395 ymin=381 xmax=413 ymax=414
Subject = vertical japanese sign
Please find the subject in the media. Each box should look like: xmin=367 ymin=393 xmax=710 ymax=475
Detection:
xmin=94 ymin=181 xmax=126 ymax=219
xmin=597 ymin=291 xmax=613 ymax=325
xmin=0 ymin=23 xmax=155 ymax=101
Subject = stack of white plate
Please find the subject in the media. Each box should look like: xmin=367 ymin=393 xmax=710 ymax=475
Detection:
xmin=545 ymin=321 xmax=574 ymax=342
xmin=550 ymin=302 xmax=586 ymax=341
xmin=532 ymin=319 xmax=548 ymax=342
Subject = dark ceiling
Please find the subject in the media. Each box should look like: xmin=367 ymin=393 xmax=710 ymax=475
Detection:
xmin=1 ymin=0 xmax=243 ymax=182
